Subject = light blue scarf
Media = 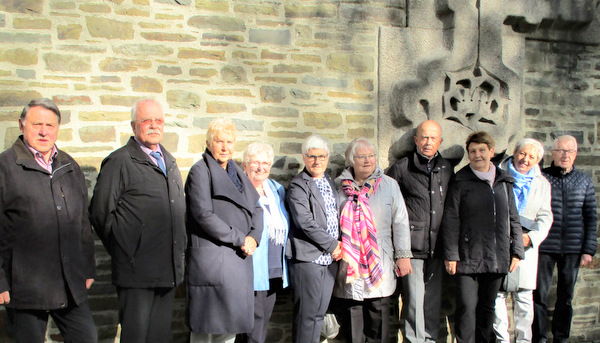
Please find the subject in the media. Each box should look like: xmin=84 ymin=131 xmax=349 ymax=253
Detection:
xmin=507 ymin=157 xmax=535 ymax=213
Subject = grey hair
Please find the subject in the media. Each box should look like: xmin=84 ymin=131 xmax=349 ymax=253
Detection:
xmin=302 ymin=134 xmax=330 ymax=155
xmin=345 ymin=138 xmax=376 ymax=167
xmin=131 ymin=98 xmax=162 ymax=122
xmin=513 ymin=138 xmax=544 ymax=163
xmin=20 ymin=98 xmax=61 ymax=124
xmin=243 ymin=142 xmax=274 ymax=164
xmin=553 ymin=135 xmax=578 ymax=149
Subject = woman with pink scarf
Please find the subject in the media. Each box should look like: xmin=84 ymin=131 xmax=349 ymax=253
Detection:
xmin=332 ymin=138 xmax=413 ymax=343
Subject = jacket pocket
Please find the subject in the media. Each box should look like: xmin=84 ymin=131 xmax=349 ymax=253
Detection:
xmin=187 ymin=246 xmax=223 ymax=286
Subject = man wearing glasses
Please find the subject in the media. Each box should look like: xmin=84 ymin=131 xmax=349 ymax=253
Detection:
xmin=533 ymin=135 xmax=597 ymax=343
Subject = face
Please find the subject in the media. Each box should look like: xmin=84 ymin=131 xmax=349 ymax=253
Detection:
xmin=243 ymin=152 xmax=272 ymax=188
xmin=414 ymin=121 xmax=443 ymax=158
xmin=303 ymin=148 xmax=329 ymax=178
xmin=468 ymin=142 xmax=495 ymax=172
xmin=551 ymin=138 xmax=577 ymax=172
xmin=512 ymin=145 xmax=539 ymax=174
xmin=19 ymin=106 xmax=60 ymax=159
xmin=207 ymin=131 xmax=235 ymax=168
xmin=352 ymin=146 xmax=377 ymax=182
xmin=131 ymin=100 xmax=164 ymax=151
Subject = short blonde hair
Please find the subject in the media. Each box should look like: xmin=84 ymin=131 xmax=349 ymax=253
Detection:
xmin=207 ymin=118 xmax=236 ymax=144
xmin=513 ymin=138 xmax=544 ymax=163
xmin=244 ymin=142 xmax=274 ymax=164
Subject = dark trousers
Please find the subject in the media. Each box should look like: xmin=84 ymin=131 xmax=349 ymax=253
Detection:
xmin=237 ymin=279 xmax=282 ymax=343
xmin=532 ymin=253 xmax=581 ymax=343
xmin=290 ymin=261 xmax=337 ymax=343
xmin=6 ymin=300 xmax=97 ymax=343
xmin=455 ymin=273 xmax=503 ymax=343
xmin=337 ymin=296 xmax=391 ymax=343
xmin=117 ymin=287 xmax=176 ymax=343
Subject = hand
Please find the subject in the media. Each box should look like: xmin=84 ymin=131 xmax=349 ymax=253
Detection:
xmin=241 ymin=236 xmax=258 ymax=256
xmin=509 ymin=256 xmax=520 ymax=272
xmin=86 ymin=279 xmax=94 ymax=290
xmin=395 ymin=258 xmax=412 ymax=277
xmin=0 ymin=291 xmax=9 ymax=305
xmin=522 ymin=233 xmax=531 ymax=247
xmin=581 ymin=254 xmax=593 ymax=267
xmin=444 ymin=260 xmax=457 ymax=275
xmin=331 ymin=242 xmax=342 ymax=261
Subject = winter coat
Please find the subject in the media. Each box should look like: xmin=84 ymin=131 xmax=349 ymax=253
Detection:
xmin=0 ymin=137 xmax=95 ymax=309
xmin=540 ymin=163 xmax=597 ymax=256
xmin=442 ymin=165 xmax=525 ymax=274
xmin=333 ymin=167 xmax=412 ymax=300
xmin=386 ymin=151 xmax=453 ymax=259
xmin=89 ymin=137 xmax=186 ymax=288
xmin=185 ymin=150 xmax=263 ymax=334
xmin=500 ymin=158 xmax=553 ymax=289
xmin=285 ymin=168 xmax=340 ymax=262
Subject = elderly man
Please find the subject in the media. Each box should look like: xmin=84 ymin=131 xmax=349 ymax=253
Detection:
xmin=0 ymin=98 xmax=97 ymax=342
xmin=532 ymin=135 xmax=597 ymax=343
xmin=386 ymin=120 xmax=453 ymax=343
xmin=89 ymin=99 xmax=186 ymax=343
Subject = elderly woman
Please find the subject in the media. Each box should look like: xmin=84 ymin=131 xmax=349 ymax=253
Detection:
xmin=185 ymin=118 xmax=263 ymax=343
xmin=333 ymin=138 xmax=412 ymax=343
xmin=237 ymin=142 xmax=290 ymax=343
xmin=493 ymin=138 xmax=553 ymax=343
xmin=442 ymin=131 xmax=524 ymax=343
xmin=285 ymin=134 xmax=342 ymax=343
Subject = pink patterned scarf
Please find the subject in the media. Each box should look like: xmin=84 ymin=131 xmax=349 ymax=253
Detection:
xmin=340 ymin=177 xmax=383 ymax=291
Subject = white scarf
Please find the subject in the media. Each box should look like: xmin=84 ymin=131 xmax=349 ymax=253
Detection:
xmin=260 ymin=181 xmax=287 ymax=245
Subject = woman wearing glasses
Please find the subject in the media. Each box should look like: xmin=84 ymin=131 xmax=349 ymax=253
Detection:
xmin=238 ymin=142 xmax=290 ymax=343
xmin=286 ymin=134 xmax=342 ymax=343
xmin=332 ymin=138 xmax=412 ymax=343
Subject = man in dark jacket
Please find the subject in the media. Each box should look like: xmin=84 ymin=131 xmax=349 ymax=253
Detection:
xmin=0 ymin=98 xmax=97 ymax=342
xmin=386 ymin=120 xmax=453 ymax=343
xmin=89 ymin=99 xmax=186 ymax=343
xmin=533 ymin=135 xmax=597 ymax=343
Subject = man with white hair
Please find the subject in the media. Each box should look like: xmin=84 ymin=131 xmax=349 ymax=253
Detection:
xmin=532 ymin=135 xmax=597 ymax=343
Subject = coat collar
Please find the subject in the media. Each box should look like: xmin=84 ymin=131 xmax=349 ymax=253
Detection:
xmin=12 ymin=136 xmax=71 ymax=176
xmin=500 ymin=157 xmax=543 ymax=178
xmin=125 ymin=137 xmax=175 ymax=175
xmin=456 ymin=163 xmax=514 ymax=184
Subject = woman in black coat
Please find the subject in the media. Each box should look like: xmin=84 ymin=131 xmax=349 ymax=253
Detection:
xmin=442 ymin=132 xmax=524 ymax=343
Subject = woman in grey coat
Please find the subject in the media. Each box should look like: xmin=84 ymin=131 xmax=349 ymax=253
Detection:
xmin=185 ymin=118 xmax=263 ymax=343
xmin=333 ymin=138 xmax=413 ymax=343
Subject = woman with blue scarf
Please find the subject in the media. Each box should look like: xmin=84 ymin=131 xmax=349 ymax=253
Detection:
xmin=493 ymin=138 xmax=554 ymax=343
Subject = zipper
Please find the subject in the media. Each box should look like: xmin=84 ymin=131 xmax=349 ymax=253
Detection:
xmin=50 ymin=162 xmax=71 ymax=178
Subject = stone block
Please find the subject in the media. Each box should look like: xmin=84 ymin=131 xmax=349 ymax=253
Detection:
xmin=348 ymin=127 xmax=375 ymax=138
xmin=202 ymin=33 xmax=244 ymax=42
xmin=86 ymin=17 xmax=134 ymax=40
xmin=284 ymin=4 xmax=336 ymax=18
xmin=273 ymin=64 xmax=313 ymax=74
xmin=155 ymin=13 xmax=184 ymax=20
xmin=234 ymin=4 xmax=279 ymax=16
xmin=232 ymin=50 xmax=258 ymax=60
xmin=255 ymin=76 xmax=297 ymax=84
xmin=188 ymin=134 xmax=205 ymax=154
xmin=99 ymin=58 xmax=152 ymax=72
xmin=166 ymin=90 xmax=202 ymax=109
xmin=206 ymin=101 xmax=246 ymax=113
xmin=335 ymin=102 xmax=374 ymax=112
xmin=221 ymin=65 xmax=248 ymax=83
xmin=158 ymin=65 xmax=182 ymax=75
xmin=303 ymin=112 xmax=342 ymax=129
xmin=162 ymin=132 xmax=179 ymax=153
xmin=347 ymin=115 xmax=374 ymax=124
xmin=188 ymin=15 xmax=246 ymax=32
xmin=302 ymin=75 xmax=347 ymax=88
xmin=249 ymin=29 xmax=291 ymax=45
xmin=141 ymin=32 xmax=195 ymax=42
xmin=13 ymin=18 xmax=52 ymax=29
xmin=272 ymin=121 xmax=296 ymax=128
xmin=113 ymin=44 xmax=173 ymax=57
xmin=79 ymin=126 xmax=116 ymax=143
xmin=280 ymin=142 xmax=302 ymax=154
xmin=234 ymin=119 xmax=264 ymax=132
xmin=268 ymin=131 xmax=311 ymax=139
xmin=354 ymin=79 xmax=374 ymax=91
xmin=0 ymin=14 xmax=4 ymax=27
xmin=260 ymin=86 xmax=285 ymax=103
xmin=291 ymin=54 xmax=321 ymax=63
xmin=327 ymin=53 xmax=374 ymax=73
xmin=328 ymin=91 xmax=372 ymax=100
xmin=0 ymin=90 xmax=42 ymax=106
xmin=58 ymin=128 xmax=73 ymax=142
xmin=207 ymin=89 xmax=253 ymax=97
xmin=51 ymin=2 xmax=77 ymax=10
xmin=53 ymin=95 xmax=92 ymax=106
xmin=290 ymin=89 xmax=310 ymax=100
xmin=0 ymin=0 xmax=43 ymax=13
xmin=92 ymin=76 xmax=121 ymax=83
xmin=57 ymin=24 xmax=82 ymax=40
xmin=100 ymin=95 xmax=140 ymax=107
xmin=0 ymin=48 xmax=37 ymax=66
xmin=196 ymin=0 xmax=229 ymax=12
xmin=80 ymin=3 xmax=111 ymax=13
xmin=79 ymin=111 xmax=129 ymax=121
xmin=261 ymin=50 xmax=286 ymax=60
xmin=16 ymin=69 xmax=35 ymax=79
xmin=131 ymin=76 xmax=163 ymax=93
xmin=253 ymin=106 xmax=299 ymax=118
xmin=190 ymin=68 xmax=218 ymax=78
xmin=115 ymin=7 xmax=151 ymax=17
xmin=0 ymin=32 xmax=50 ymax=44
xmin=178 ymin=48 xmax=225 ymax=60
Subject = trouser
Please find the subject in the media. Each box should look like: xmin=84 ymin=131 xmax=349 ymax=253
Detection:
xmin=455 ymin=273 xmax=503 ymax=343
xmin=401 ymin=258 xmax=443 ymax=343
xmin=6 ymin=300 xmax=97 ymax=343
xmin=493 ymin=289 xmax=534 ymax=343
xmin=290 ymin=261 xmax=337 ymax=343
xmin=191 ymin=333 xmax=236 ymax=343
xmin=117 ymin=286 xmax=176 ymax=343
xmin=532 ymin=253 xmax=581 ymax=343
xmin=237 ymin=279 xmax=281 ymax=343
xmin=337 ymin=296 xmax=391 ymax=343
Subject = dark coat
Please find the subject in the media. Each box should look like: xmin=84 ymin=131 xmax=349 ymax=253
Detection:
xmin=442 ymin=165 xmax=525 ymax=274
xmin=185 ymin=150 xmax=263 ymax=334
xmin=89 ymin=137 xmax=186 ymax=288
xmin=0 ymin=137 xmax=95 ymax=309
xmin=540 ymin=163 xmax=597 ymax=255
xmin=285 ymin=168 xmax=339 ymax=262
xmin=386 ymin=151 xmax=453 ymax=259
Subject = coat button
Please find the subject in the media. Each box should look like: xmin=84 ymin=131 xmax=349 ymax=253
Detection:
xmin=57 ymin=206 xmax=62 ymax=210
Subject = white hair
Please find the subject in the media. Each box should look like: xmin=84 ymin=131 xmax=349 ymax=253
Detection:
xmin=513 ymin=138 xmax=544 ymax=163
xmin=243 ymin=142 xmax=274 ymax=164
xmin=302 ymin=134 xmax=330 ymax=155
xmin=344 ymin=138 xmax=376 ymax=167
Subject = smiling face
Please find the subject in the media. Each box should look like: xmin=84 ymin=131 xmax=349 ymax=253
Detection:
xmin=303 ymin=148 xmax=329 ymax=179
xmin=207 ymin=131 xmax=235 ymax=168
xmin=468 ymin=142 xmax=495 ymax=172
xmin=243 ymin=152 xmax=272 ymax=188
xmin=512 ymin=144 xmax=539 ymax=174
xmin=19 ymin=106 xmax=59 ymax=160
xmin=352 ymin=145 xmax=377 ymax=184
xmin=131 ymin=100 xmax=164 ymax=151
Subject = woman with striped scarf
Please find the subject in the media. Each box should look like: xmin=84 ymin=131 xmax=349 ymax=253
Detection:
xmin=332 ymin=138 xmax=413 ymax=343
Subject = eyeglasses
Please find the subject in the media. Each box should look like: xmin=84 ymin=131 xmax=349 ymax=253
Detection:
xmin=305 ymin=154 xmax=328 ymax=162
xmin=249 ymin=161 xmax=272 ymax=168
xmin=354 ymin=154 xmax=376 ymax=161
xmin=552 ymin=149 xmax=577 ymax=156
